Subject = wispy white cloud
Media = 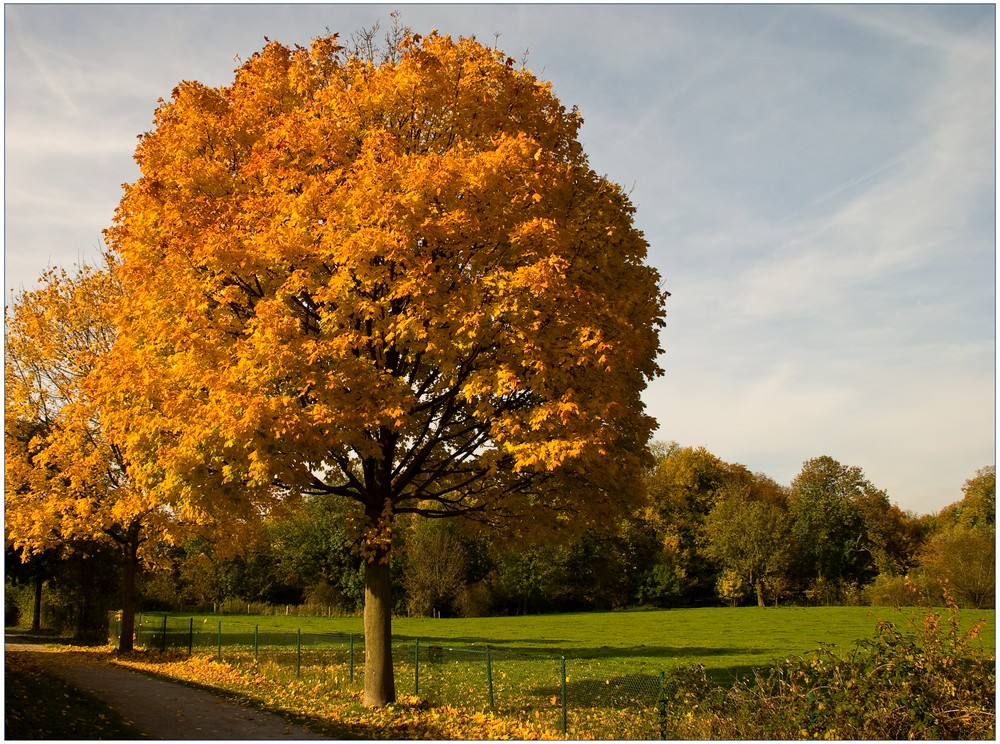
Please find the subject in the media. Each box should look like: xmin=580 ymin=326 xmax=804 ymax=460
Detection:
xmin=6 ymin=123 xmax=139 ymax=158
xmin=6 ymin=8 xmax=85 ymax=119
xmin=644 ymin=3 xmax=995 ymax=510
xmin=819 ymin=4 xmax=994 ymax=59
xmin=734 ymin=9 xmax=993 ymax=321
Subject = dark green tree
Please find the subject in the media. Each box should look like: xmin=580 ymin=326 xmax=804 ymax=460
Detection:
xmin=788 ymin=456 xmax=888 ymax=600
xmin=270 ymin=497 xmax=366 ymax=611
xmin=704 ymin=479 xmax=793 ymax=607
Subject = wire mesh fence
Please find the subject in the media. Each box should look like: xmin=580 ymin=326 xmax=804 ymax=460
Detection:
xmin=110 ymin=612 xmax=672 ymax=739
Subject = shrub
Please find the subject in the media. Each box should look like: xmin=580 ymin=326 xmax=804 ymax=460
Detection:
xmin=402 ymin=522 xmax=469 ymax=617
xmin=660 ymin=601 xmax=995 ymax=739
xmin=863 ymin=572 xmax=925 ymax=607
xmin=918 ymin=525 xmax=995 ymax=609
xmin=454 ymin=583 xmax=493 ymax=618
xmin=803 ymin=576 xmax=844 ymax=606
xmin=715 ymin=569 xmax=747 ymax=607
xmin=5 ymin=580 xmax=23 ymax=627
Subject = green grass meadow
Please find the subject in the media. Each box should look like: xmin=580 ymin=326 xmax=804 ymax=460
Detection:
xmin=150 ymin=605 xmax=995 ymax=684
xmin=123 ymin=606 xmax=996 ymax=738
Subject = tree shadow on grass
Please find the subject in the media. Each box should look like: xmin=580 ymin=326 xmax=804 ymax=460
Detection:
xmin=709 ymin=662 xmax=762 ymax=686
xmin=5 ymin=630 xmax=102 ymax=646
xmin=391 ymin=635 xmax=753 ymax=660
xmin=567 ymin=644 xmax=750 ymax=661
xmin=531 ymin=662 xmax=770 ymax=711
xmin=391 ymin=632 xmax=569 ymax=648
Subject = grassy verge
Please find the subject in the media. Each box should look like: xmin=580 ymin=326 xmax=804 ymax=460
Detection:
xmin=4 ymin=651 xmax=149 ymax=740
xmin=108 ymin=649 xmax=559 ymax=739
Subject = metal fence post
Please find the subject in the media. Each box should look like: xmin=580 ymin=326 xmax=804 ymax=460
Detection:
xmin=254 ymin=625 xmax=259 ymax=661
xmin=485 ymin=645 xmax=495 ymax=710
xmin=188 ymin=618 xmax=194 ymax=656
xmin=217 ymin=620 xmax=222 ymax=662
xmin=658 ymin=670 xmax=667 ymax=740
xmin=414 ymin=639 xmax=420 ymax=695
xmin=560 ymin=656 xmax=568 ymax=736
xmin=137 ymin=612 xmax=143 ymax=646
xmin=296 ymin=628 xmax=302 ymax=677
xmin=349 ymin=633 xmax=355 ymax=682
xmin=161 ymin=614 xmax=168 ymax=652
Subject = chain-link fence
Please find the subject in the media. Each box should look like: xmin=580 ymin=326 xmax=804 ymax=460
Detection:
xmin=110 ymin=613 xmax=672 ymax=738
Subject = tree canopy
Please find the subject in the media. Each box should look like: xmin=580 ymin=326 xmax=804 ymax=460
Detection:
xmin=703 ymin=477 xmax=793 ymax=607
xmin=4 ymin=263 xmax=183 ymax=650
xmin=939 ymin=466 xmax=995 ymax=528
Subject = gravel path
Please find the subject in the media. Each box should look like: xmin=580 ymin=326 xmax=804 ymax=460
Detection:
xmin=5 ymin=637 xmax=325 ymax=740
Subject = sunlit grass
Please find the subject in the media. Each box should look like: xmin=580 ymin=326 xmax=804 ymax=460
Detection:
xmin=121 ymin=606 xmax=994 ymax=738
xmin=153 ymin=605 xmax=995 ymax=682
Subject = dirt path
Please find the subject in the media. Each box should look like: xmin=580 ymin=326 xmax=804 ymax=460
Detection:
xmin=5 ymin=637 xmax=325 ymax=740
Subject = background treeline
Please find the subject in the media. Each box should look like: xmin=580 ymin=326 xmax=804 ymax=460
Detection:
xmin=8 ymin=444 xmax=993 ymax=636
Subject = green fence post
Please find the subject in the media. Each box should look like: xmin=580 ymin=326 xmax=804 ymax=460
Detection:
xmin=188 ymin=618 xmax=194 ymax=656
xmin=296 ymin=628 xmax=302 ymax=677
xmin=658 ymin=670 xmax=667 ymax=740
xmin=254 ymin=625 xmax=259 ymax=661
xmin=349 ymin=633 xmax=355 ymax=683
xmin=161 ymin=614 xmax=168 ymax=652
xmin=414 ymin=639 xmax=420 ymax=695
xmin=560 ymin=656 xmax=568 ymax=736
xmin=485 ymin=645 xmax=495 ymax=710
xmin=217 ymin=621 xmax=222 ymax=662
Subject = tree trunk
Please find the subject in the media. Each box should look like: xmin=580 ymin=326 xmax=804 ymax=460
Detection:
xmin=117 ymin=526 xmax=141 ymax=653
xmin=31 ymin=573 xmax=43 ymax=633
xmin=363 ymin=556 xmax=396 ymax=706
xmin=755 ymin=581 xmax=765 ymax=607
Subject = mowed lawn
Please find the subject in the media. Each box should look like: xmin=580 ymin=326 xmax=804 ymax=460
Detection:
xmin=160 ymin=605 xmax=996 ymax=684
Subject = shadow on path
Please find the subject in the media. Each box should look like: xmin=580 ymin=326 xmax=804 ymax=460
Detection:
xmin=5 ymin=635 xmax=355 ymax=739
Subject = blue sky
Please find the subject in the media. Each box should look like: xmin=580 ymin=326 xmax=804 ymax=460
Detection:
xmin=4 ymin=3 xmax=995 ymax=515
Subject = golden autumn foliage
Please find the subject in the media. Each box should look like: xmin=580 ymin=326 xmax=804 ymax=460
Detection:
xmin=104 ymin=28 xmax=665 ymax=703
xmin=4 ymin=264 xmax=213 ymax=554
xmin=4 ymin=262 xmax=263 ymax=651
xmin=8 ymin=265 xmax=183 ymax=648
xmin=107 ymin=30 xmax=664 ymax=524
xmin=5 ymin=265 xmax=151 ymax=650
xmin=4 ymin=265 xmax=150 ymax=553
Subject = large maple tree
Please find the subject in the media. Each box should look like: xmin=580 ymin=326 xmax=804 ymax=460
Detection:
xmin=106 ymin=30 xmax=666 ymax=704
